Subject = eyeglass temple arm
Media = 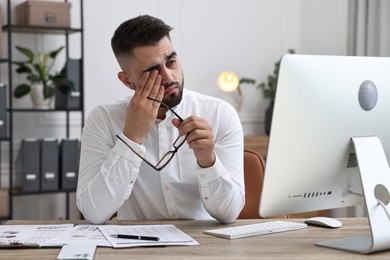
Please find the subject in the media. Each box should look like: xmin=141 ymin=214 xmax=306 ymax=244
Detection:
xmin=146 ymin=96 xmax=184 ymax=122
xmin=116 ymin=134 xmax=158 ymax=169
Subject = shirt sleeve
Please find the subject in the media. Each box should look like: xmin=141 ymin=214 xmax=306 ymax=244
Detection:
xmin=76 ymin=107 xmax=144 ymax=224
xmin=196 ymin=102 xmax=245 ymax=223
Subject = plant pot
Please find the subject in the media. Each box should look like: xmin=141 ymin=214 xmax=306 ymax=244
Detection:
xmin=264 ymin=101 xmax=274 ymax=136
xmin=30 ymin=83 xmax=53 ymax=109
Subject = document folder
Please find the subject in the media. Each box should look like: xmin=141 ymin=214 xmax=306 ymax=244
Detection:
xmin=55 ymin=59 xmax=82 ymax=110
xmin=15 ymin=139 xmax=40 ymax=192
xmin=40 ymin=138 xmax=59 ymax=191
xmin=0 ymin=83 xmax=7 ymax=138
xmin=60 ymin=139 xmax=79 ymax=190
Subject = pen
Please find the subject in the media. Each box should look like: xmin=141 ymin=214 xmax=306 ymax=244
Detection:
xmin=112 ymin=234 xmax=160 ymax=241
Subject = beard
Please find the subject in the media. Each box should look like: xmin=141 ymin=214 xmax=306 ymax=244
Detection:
xmin=162 ymin=76 xmax=184 ymax=109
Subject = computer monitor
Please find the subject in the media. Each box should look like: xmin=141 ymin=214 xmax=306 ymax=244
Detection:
xmin=259 ymin=54 xmax=390 ymax=254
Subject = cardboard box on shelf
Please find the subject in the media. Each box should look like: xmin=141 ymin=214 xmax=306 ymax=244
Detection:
xmin=15 ymin=0 xmax=71 ymax=27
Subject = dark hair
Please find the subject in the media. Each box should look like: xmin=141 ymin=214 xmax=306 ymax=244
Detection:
xmin=111 ymin=15 xmax=173 ymax=67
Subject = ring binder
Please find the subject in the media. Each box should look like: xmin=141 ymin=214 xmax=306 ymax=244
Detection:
xmin=0 ymin=83 xmax=6 ymax=138
xmin=41 ymin=138 xmax=59 ymax=191
xmin=60 ymin=139 xmax=80 ymax=190
xmin=15 ymin=139 xmax=40 ymax=192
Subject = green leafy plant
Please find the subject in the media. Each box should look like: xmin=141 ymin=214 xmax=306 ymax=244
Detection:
xmin=239 ymin=78 xmax=256 ymax=85
xmin=237 ymin=77 xmax=256 ymax=95
xmin=257 ymin=49 xmax=295 ymax=102
xmin=13 ymin=45 xmax=74 ymax=100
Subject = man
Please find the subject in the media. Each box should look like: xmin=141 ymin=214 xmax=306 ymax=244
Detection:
xmin=76 ymin=15 xmax=245 ymax=224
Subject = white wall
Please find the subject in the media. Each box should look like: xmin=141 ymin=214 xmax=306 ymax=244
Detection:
xmin=83 ymin=0 xmax=303 ymax=136
xmin=300 ymin=0 xmax=349 ymax=55
xmin=83 ymin=0 xmax=349 ymax=136
xmin=1 ymin=0 xmax=351 ymax=219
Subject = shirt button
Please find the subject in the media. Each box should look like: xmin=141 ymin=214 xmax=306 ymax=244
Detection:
xmin=199 ymin=173 xmax=206 ymax=178
xmin=164 ymin=185 xmax=170 ymax=191
xmin=204 ymin=196 xmax=209 ymax=200
xmin=130 ymin=180 xmax=134 ymax=184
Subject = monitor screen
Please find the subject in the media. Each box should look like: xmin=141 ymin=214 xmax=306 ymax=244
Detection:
xmin=259 ymin=54 xmax=390 ymax=218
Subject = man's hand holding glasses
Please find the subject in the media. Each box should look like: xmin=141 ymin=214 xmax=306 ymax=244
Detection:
xmin=117 ymin=96 xmax=186 ymax=171
xmin=119 ymin=70 xmax=215 ymax=170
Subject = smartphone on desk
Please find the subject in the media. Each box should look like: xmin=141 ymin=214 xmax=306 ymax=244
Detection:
xmin=57 ymin=244 xmax=96 ymax=260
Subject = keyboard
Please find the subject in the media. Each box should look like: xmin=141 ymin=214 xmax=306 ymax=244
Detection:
xmin=204 ymin=221 xmax=307 ymax=239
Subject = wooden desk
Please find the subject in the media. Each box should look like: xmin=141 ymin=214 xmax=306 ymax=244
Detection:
xmin=244 ymin=135 xmax=269 ymax=158
xmin=1 ymin=218 xmax=389 ymax=259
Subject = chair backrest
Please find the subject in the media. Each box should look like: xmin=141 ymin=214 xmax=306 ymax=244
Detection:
xmin=239 ymin=150 xmax=287 ymax=219
xmin=238 ymin=150 xmax=265 ymax=219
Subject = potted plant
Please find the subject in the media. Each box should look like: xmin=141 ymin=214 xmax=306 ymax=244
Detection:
xmin=13 ymin=45 xmax=74 ymax=109
xmin=257 ymin=49 xmax=295 ymax=135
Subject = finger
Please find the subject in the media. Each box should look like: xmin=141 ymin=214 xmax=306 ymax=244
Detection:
xmin=154 ymin=85 xmax=165 ymax=106
xmin=177 ymin=116 xmax=208 ymax=135
xmin=150 ymin=85 xmax=165 ymax=110
xmin=148 ymin=74 xmax=163 ymax=100
xmin=141 ymin=70 xmax=159 ymax=97
xmin=133 ymin=72 xmax=150 ymax=98
xmin=185 ymin=128 xmax=208 ymax=143
xmin=171 ymin=118 xmax=181 ymax=128
xmin=188 ymin=130 xmax=215 ymax=152
xmin=188 ymin=138 xmax=209 ymax=150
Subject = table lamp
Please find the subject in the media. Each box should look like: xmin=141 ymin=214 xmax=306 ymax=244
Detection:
xmin=217 ymin=71 xmax=242 ymax=94
xmin=217 ymin=71 xmax=243 ymax=110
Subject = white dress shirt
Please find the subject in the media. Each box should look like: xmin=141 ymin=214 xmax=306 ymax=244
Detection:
xmin=76 ymin=89 xmax=245 ymax=224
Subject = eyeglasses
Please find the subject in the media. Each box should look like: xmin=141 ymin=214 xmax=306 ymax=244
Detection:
xmin=116 ymin=97 xmax=187 ymax=171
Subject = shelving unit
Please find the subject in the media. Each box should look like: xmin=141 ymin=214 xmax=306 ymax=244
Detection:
xmin=0 ymin=0 xmax=84 ymax=220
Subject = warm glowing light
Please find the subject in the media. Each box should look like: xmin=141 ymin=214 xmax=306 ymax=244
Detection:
xmin=217 ymin=71 xmax=240 ymax=92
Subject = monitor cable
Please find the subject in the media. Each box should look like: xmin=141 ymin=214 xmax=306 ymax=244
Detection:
xmin=376 ymin=199 xmax=390 ymax=221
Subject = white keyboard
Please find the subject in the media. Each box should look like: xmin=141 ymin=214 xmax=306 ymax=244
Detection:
xmin=204 ymin=221 xmax=307 ymax=239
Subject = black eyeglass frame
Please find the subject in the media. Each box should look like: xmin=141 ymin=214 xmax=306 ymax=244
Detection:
xmin=116 ymin=97 xmax=187 ymax=171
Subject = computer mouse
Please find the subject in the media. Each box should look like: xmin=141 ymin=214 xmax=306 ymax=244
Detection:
xmin=304 ymin=217 xmax=342 ymax=228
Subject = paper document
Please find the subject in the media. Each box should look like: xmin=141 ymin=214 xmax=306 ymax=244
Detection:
xmin=0 ymin=224 xmax=74 ymax=247
xmin=47 ymin=225 xmax=111 ymax=247
xmin=99 ymin=224 xmax=199 ymax=248
xmin=0 ymin=223 xmax=198 ymax=249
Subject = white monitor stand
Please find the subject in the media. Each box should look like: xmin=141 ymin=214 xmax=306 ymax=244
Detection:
xmin=316 ymin=136 xmax=390 ymax=254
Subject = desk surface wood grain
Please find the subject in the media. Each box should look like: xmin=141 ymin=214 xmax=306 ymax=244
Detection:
xmin=1 ymin=218 xmax=389 ymax=259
